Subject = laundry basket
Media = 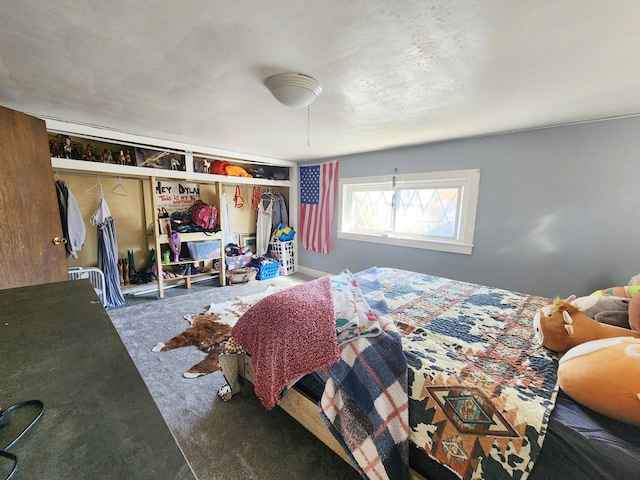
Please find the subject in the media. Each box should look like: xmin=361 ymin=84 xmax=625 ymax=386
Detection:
xmin=68 ymin=267 xmax=108 ymax=308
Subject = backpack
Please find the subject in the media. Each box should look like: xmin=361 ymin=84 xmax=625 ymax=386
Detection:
xmin=188 ymin=200 xmax=218 ymax=231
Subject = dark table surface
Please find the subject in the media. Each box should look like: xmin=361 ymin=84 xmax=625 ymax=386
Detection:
xmin=0 ymin=279 xmax=196 ymax=479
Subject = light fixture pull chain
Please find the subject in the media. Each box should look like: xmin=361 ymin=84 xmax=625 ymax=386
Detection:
xmin=307 ymin=105 xmax=311 ymax=147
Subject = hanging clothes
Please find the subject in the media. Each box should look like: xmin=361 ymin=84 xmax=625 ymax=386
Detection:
xmin=55 ymin=179 xmax=86 ymax=259
xmin=256 ymin=199 xmax=273 ymax=256
xmin=90 ymin=192 xmax=126 ymax=309
xmin=276 ymin=192 xmax=289 ymax=227
xmin=270 ymin=192 xmax=282 ymax=231
xmin=259 ymin=191 xmax=284 ymax=233
xmin=221 ymin=191 xmax=232 ymax=239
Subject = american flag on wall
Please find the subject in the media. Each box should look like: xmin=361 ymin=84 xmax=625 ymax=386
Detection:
xmin=299 ymin=161 xmax=339 ymax=254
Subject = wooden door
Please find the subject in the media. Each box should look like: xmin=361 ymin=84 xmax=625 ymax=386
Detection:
xmin=0 ymin=105 xmax=68 ymax=288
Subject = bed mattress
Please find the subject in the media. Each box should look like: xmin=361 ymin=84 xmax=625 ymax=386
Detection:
xmin=294 ymin=267 xmax=640 ymax=480
xmin=294 ymin=364 xmax=640 ymax=479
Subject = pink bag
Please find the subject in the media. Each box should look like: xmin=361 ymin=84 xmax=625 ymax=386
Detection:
xmin=188 ymin=200 xmax=218 ymax=231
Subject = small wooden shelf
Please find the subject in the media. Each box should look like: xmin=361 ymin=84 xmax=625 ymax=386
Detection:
xmin=161 ymin=258 xmax=206 ymax=266
xmin=119 ymin=270 xmax=220 ymax=295
xmin=161 ymin=271 xmax=217 ymax=289
xmin=151 ymin=184 xmax=226 ymax=298
xmin=157 ymin=231 xmax=223 ymax=243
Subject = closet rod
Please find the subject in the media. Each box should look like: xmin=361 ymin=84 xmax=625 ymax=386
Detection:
xmin=54 ymin=170 xmax=142 ymax=181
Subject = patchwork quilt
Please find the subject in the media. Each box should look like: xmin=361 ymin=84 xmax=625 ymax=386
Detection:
xmin=375 ymin=268 xmax=558 ymax=480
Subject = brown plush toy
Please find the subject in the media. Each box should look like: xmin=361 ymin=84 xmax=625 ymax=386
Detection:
xmin=532 ymin=296 xmax=640 ymax=354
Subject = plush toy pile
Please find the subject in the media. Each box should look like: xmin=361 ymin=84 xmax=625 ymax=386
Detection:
xmin=532 ymin=275 xmax=640 ymax=426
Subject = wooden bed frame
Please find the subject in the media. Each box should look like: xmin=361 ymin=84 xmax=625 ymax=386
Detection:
xmin=237 ymin=352 xmax=428 ymax=480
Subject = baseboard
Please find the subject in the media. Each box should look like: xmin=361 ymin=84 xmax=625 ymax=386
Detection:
xmin=296 ymin=265 xmax=331 ymax=278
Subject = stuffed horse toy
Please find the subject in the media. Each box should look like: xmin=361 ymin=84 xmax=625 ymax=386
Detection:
xmin=533 ymin=295 xmax=640 ymax=353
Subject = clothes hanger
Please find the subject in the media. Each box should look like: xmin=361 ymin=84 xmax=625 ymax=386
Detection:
xmin=260 ymin=189 xmax=276 ymax=209
xmin=86 ymin=175 xmax=104 ymax=195
xmin=111 ymin=177 xmax=128 ymax=196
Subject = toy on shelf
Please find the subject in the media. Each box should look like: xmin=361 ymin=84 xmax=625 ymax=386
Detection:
xmin=170 ymin=231 xmax=181 ymax=262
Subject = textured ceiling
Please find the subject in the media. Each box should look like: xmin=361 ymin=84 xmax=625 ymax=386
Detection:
xmin=2 ymin=1 xmax=640 ymax=161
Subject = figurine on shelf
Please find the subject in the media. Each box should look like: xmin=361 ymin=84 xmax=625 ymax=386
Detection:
xmin=171 ymin=157 xmax=181 ymax=170
xmin=83 ymin=144 xmax=97 ymax=161
xmin=61 ymin=135 xmax=72 ymax=159
xmin=101 ymin=148 xmax=113 ymax=163
xmin=71 ymin=143 xmax=82 ymax=159
xmin=118 ymin=150 xmax=126 ymax=165
xmin=125 ymin=150 xmax=132 ymax=166
xmin=49 ymin=137 xmax=61 ymax=157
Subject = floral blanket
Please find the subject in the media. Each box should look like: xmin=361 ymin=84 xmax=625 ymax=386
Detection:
xmin=375 ymin=268 xmax=558 ymax=480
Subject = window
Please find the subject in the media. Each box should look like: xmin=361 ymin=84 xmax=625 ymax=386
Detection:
xmin=338 ymin=169 xmax=480 ymax=255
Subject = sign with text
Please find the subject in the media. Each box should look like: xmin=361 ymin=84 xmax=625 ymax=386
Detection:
xmin=155 ymin=180 xmax=200 ymax=213
xmin=155 ymin=181 xmax=200 ymax=234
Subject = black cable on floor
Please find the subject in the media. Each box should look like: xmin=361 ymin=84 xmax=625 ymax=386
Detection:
xmin=0 ymin=400 xmax=44 ymax=480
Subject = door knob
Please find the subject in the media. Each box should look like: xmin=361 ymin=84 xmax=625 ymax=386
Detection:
xmin=52 ymin=236 xmax=68 ymax=245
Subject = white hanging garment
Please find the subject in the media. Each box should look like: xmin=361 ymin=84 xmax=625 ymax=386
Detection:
xmin=256 ymin=199 xmax=273 ymax=256
xmin=90 ymin=196 xmax=111 ymax=226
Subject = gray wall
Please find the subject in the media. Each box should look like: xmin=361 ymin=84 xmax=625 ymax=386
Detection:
xmin=298 ymin=115 xmax=640 ymax=299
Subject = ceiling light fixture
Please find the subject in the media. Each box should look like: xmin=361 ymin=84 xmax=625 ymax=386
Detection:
xmin=265 ymin=73 xmax=322 ymax=108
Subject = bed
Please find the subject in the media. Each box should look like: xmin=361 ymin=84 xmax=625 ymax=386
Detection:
xmin=218 ymin=267 xmax=640 ymax=480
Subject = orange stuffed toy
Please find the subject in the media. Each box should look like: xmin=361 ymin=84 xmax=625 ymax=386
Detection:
xmin=532 ymin=296 xmax=640 ymax=354
xmin=534 ymin=296 xmax=640 ymax=426
xmin=558 ymin=337 xmax=640 ymax=426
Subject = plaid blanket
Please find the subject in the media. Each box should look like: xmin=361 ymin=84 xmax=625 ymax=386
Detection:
xmin=319 ymin=268 xmax=409 ymax=480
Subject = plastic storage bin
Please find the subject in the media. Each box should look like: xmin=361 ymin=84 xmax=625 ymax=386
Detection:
xmin=250 ymin=260 xmax=280 ymax=280
xmin=187 ymin=240 xmax=221 ymax=260
xmin=269 ymin=241 xmax=295 ymax=275
xmin=226 ymin=252 xmax=253 ymax=270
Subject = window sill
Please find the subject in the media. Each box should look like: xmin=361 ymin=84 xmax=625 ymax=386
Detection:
xmin=337 ymin=231 xmax=473 ymax=255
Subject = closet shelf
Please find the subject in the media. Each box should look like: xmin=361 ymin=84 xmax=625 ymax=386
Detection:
xmin=51 ymin=157 xmax=290 ymax=187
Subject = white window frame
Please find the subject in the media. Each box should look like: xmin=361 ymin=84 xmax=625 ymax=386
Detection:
xmin=337 ymin=168 xmax=480 ymax=255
